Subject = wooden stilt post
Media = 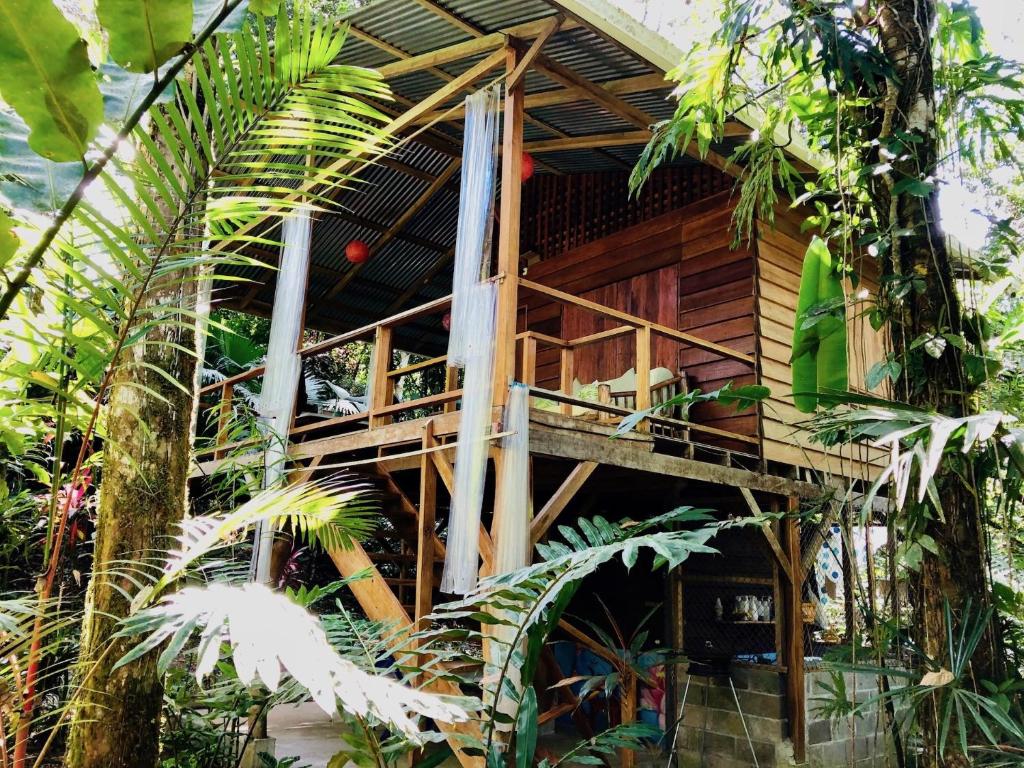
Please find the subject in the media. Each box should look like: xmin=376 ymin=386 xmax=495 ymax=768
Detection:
xmin=493 ymin=42 xmax=525 ymax=407
xmin=783 ymin=496 xmax=806 ymax=762
xmin=416 ymin=420 xmax=438 ymax=633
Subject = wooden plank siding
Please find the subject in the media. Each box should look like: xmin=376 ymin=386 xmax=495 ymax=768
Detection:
xmin=519 ymin=189 xmax=761 ymax=449
xmin=754 ymin=207 xmax=888 ymax=476
xmin=678 ymin=199 xmax=758 ymax=445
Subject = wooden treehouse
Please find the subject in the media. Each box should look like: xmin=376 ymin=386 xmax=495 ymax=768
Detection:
xmin=195 ymin=2 xmax=892 ymax=766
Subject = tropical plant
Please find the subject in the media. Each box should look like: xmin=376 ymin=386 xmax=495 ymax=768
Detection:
xmin=824 ymin=600 xmax=1024 ymax=763
xmin=1 ymin=4 xmax=395 ymax=764
xmin=628 ymin=1 xmax=1024 ymax=763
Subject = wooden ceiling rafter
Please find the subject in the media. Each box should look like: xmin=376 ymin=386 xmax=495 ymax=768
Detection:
xmin=524 ymin=130 xmax=651 ymax=152
xmin=350 ymin=17 xmax=566 ymax=175
xmin=320 ymin=158 xmax=463 ymax=305
xmin=411 ymin=72 xmax=670 ymax=124
xmin=533 ymin=53 xmax=655 ymax=131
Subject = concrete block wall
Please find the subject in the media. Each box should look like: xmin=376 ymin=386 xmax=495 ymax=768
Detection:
xmin=804 ymin=669 xmax=898 ymax=768
xmin=672 ymin=667 xmax=898 ymax=768
xmin=674 ymin=667 xmax=795 ymax=768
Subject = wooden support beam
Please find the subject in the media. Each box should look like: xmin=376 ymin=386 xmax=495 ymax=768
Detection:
xmin=377 ymin=16 xmax=582 ymax=81
xmin=782 ymin=499 xmax=806 ymax=763
xmin=533 ymin=54 xmax=656 ymax=130
xmin=506 ymin=17 xmax=563 ymax=90
xmin=530 ymin=461 xmax=598 ymax=545
xmin=529 ymin=425 xmax=822 ymax=498
xmin=492 ymin=44 xmax=525 ymax=407
xmin=740 ymin=487 xmax=794 ymax=583
xmin=327 ymin=538 xmax=484 ymax=768
xmin=412 ymin=73 xmax=669 ymax=125
xmin=416 ymin=421 xmax=439 ymax=638
xmin=524 ymin=130 xmax=651 ymax=153
xmin=325 ymin=159 xmax=461 ymax=301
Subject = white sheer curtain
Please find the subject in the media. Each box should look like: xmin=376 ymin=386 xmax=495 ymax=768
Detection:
xmin=441 ymin=86 xmax=501 ymax=595
xmin=251 ymin=208 xmax=312 ymax=583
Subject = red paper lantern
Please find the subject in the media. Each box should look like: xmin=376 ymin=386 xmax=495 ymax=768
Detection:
xmin=442 ymin=311 xmax=452 ymax=331
xmin=345 ymin=239 xmax=370 ymax=264
xmin=521 ymin=151 xmax=535 ymax=182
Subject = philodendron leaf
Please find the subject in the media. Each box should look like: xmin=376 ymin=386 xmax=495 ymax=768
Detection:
xmin=0 ymin=0 xmax=104 ymax=161
xmin=97 ymin=0 xmax=194 ymax=73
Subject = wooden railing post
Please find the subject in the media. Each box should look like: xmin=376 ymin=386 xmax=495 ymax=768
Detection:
xmin=444 ymin=365 xmax=459 ymax=414
xmin=369 ymin=324 xmax=394 ymax=428
xmin=559 ymin=347 xmax=574 ymax=416
xmin=635 ymin=326 xmax=651 ymax=431
xmin=521 ymin=335 xmax=537 ymax=387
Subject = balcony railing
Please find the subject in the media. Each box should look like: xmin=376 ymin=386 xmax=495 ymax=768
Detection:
xmin=196 ymin=280 xmax=758 ymax=459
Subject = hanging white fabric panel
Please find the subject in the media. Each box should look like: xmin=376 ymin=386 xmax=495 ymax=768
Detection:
xmin=251 ymin=208 xmax=312 ymax=583
xmin=440 ymin=85 xmax=501 ymax=595
xmin=447 ymin=85 xmax=500 ymax=366
xmin=493 ymin=382 xmax=530 ymax=575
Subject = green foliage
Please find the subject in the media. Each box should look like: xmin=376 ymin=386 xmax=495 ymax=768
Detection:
xmin=97 ymin=0 xmax=194 ymax=73
xmin=827 ymin=600 xmax=1024 ymax=760
xmin=612 ymin=381 xmax=770 ymax=436
xmin=430 ymin=506 xmax=722 ymax=758
xmin=0 ymin=0 xmax=104 ymax=161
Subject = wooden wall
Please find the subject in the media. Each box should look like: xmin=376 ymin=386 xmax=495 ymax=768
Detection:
xmin=520 ymin=165 xmax=731 ymax=261
xmin=522 ymin=208 xmax=687 ymax=388
xmin=520 ymin=190 xmax=761 ymax=447
xmin=678 ymin=196 xmax=759 ymax=443
xmin=755 ymin=206 xmax=888 ymax=476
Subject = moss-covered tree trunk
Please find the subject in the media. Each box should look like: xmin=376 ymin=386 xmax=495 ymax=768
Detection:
xmin=64 ymin=270 xmax=199 ymax=768
xmin=65 ymin=107 xmax=201 ymax=766
xmin=875 ymin=2 xmax=996 ymax=765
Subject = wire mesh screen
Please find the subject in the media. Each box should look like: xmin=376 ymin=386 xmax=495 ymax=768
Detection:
xmin=801 ymin=518 xmax=848 ymax=659
xmin=683 ymin=580 xmax=780 ymax=666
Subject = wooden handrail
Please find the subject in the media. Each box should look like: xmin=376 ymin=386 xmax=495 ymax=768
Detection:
xmin=515 ymin=330 xmax=569 ymax=348
xmin=567 ymin=324 xmax=634 ymax=348
xmin=300 ymin=294 xmax=452 ymax=359
xmin=373 ymin=389 xmax=463 ymax=418
xmin=519 ymin=278 xmax=754 ymax=365
xmin=388 ymin=354 xmax=447 ymax=378
xmin=198 ymin=366 xmax=265 ymax=396
xmin=527 ymin=386 xmax=760 ymax=446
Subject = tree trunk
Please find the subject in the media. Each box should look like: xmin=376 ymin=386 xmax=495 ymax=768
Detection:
xmin=65 ymin=114 xmax=201 ymax=766
xmin=875 ymin=2 xmax=996 ymax=764
xmin=64 ymin=270 xmax=198 ymax=768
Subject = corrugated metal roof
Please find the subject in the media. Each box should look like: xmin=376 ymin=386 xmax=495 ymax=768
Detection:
xmin=233 ymin=0 xmax=726 ymax=347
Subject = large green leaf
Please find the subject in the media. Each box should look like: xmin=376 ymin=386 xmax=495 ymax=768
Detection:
xmin=0 ymin=0 xmax=103 ymax=161
xmin=97 ymin=0 xmax=194 ymax=73
xmin=0 ymin=210 xmax=20 ymax=268
xmin=791 ymin=236 xmax=826 ymax=412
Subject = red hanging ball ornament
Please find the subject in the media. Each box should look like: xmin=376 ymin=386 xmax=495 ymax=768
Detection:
xmin=345 ymin=239 xmax=370 ymax=264
xmin=521 ymin=152 xmax=535 ymax=182
xmin=442 ymin=311 xmax=452 ymax=331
